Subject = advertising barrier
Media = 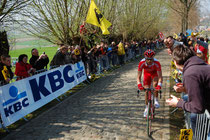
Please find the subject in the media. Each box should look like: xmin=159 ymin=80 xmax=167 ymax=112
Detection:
xmin=0 ymin=61 xmax=87 ymax=127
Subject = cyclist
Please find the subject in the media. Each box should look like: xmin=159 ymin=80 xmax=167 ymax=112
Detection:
xmin=137 ymin=49 xmax=163 ymax=117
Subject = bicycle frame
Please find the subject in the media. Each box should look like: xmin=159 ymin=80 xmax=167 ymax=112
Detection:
xmin=146 ymin=88 xmax=155 ymax=120
xmin=137 ymin=88 xmax=162 ymax=136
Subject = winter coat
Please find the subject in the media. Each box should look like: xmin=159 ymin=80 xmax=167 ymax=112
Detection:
xmin=0 ymin=62 xmax=14 ymax=85
xmin=15 ymin=62 xmax=32 ymax=81
xmin=50 ymin=51 xmax=68 ymax=67
xmin=29 ymin=55 xmax=49 ymax=70
xmin=117 ymin=42 xmax=125 ymax=55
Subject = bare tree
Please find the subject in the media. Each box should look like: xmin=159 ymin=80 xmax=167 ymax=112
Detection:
xmin=18 ymin=0 xmax=170 ymax=45
xmin=19 ymin=0 xmax=91 ymax=45
xmin=167 ymin=0 xmax=198 ymax=33
xmin=0 ymin=0 xmax=31 ymax=22
xmin=0 ymin=0 xmax=30 ymax=56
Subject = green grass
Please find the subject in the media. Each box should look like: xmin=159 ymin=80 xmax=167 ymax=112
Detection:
xmin=15 ymin=39 xmax=54 ymax=47
xmin=9 ymin=46 xmax=59 ymax=67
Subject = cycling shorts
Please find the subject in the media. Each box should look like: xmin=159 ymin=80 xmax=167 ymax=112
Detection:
xmin=143 ymin=72 xmax=158 ymax=86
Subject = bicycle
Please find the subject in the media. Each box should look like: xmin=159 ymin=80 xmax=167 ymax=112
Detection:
xmin=137 ymin=88 xmax=162 ymax=136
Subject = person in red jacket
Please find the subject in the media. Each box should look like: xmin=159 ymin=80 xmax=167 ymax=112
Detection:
xmin=15 ymin=54 xmax=35 ymax=81
xmin=194 ymin=44 xmax=208 ymax=63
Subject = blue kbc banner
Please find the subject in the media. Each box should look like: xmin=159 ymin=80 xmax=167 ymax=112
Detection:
xmin=0 ymin=61 xmax=87 ymax=127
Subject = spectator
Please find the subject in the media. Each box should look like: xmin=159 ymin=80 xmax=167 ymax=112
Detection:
xmin=69 ymin=45 xmax=75 ymax=54
xmin=205 ymin=37 xmax=209 ymax=43
xmin=81 ymin=45 xmax=89 ymax=72
xmin=124 ymin=42 xmax=129 ymax=62
xmin=194 ymin=43 xmax=208 ymax=63
xmin=193 ymin=37 xmax=209 ymax=64
xmin=151 ymin=40 xmax=156 ymax=50
xmin=104 ymin=42 xmax=110 ymax=70
xmin=71 ymin=45 xmax=81 ymax=64
xmin=111 ymin=41 xmax=118 ymax=66
xmin=179 ymin=33 xmax=188 ymax=46
xmin=15 ymin=54 xmax=35 ymax=81
xmin=164 ymin=36 xmax=182 ymax=55
xmin=188 ymin=40 xmax=194 ymax=51
xmin=50 ymin=44 xmax=69 ymax=67
xmin=143 ymin=40 xmax=147 ymax=49
xmin=117 ymin=41 xmax=125 ymax=66
xmin=135 ymin=41 xmax=139 ymax=57
xmin=86 ymin=46 xmax=96 ymax=75
xmin=155 ymin=39 xmax=160 ymax=50
xmin=0 ymin=54 xmax=14 ymax=85
xmin=89 ymin=46 xmax=98 ymax=74
xmin=147 ymin=40 xmax=151 ymax=50
xmin=131 ymin=40 xmax=137 ymax=58
xmin=138 ymin=41 xmax=143 ymax=56
xmin=166 ymin=45 xmax=210 ymax=133
xmin=94 ymin=44 xmax=102 ymax=73
xmin=100 ymin=41 xmax=107 ymax=71
xmin=29 ymin=48 xmax=49 ymax=71
xmin=107 ymin=43 xmax=113 ymax=67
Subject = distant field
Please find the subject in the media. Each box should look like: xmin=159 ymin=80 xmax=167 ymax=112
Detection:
xmin=13 ymin=33 xmax=31 ymax=40
xmin=8 ymin=31 xmax=55 ymax=50
xmin=15 ymin=39 xmax=54 ymax=47
xmin=8 ymin=31 xmax=59 ymax=68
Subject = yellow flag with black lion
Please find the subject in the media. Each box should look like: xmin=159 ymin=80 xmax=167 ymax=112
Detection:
xmin=86 ymin=0 xmax=112 ymax=35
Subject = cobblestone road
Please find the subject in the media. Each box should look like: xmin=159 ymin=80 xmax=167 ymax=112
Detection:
xmin=4 ymin=49 xmax=171 ymax=140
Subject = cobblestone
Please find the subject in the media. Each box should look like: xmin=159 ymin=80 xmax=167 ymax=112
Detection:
xmin=4 ymin=49 xmax=171 ymax=140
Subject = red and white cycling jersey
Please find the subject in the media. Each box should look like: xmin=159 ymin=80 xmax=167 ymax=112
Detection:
xmin=138 ymin=58 xmax=161 ymax=74
xmin=138 ymin=58 xmax=162 ymax=86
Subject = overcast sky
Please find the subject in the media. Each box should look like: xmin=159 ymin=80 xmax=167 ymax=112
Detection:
xmin=200 ymin=0 xmax=210 ymax=16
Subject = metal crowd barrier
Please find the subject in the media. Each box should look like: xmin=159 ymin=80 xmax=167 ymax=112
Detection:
xmin=0 ymin=45 xmax=162 ymax=132
xmin=0 ymin=62 xmax=91 ymax=132
xmin=180 ymin=91 xmax=210 ymax=139
xmin=181 ymin=93 xmax=192 ymax=130
xmin=193 ymin=110 xmax=210 ymax=140
xmin=34 ymin=69 xmax=48 ymax=74
xmin=0 ymin=82 xmax=10 ymax=132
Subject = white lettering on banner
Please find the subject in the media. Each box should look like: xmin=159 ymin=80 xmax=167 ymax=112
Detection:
xmin=0 ymin=61 xmax=87 ymax=127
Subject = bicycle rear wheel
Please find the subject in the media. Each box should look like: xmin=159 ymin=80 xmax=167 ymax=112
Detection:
xmin=147 ymin=101 xmax=151 ymax=136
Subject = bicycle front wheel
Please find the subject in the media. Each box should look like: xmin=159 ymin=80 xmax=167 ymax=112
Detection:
xmin=147 ymin=101 xmax=151 ymax=136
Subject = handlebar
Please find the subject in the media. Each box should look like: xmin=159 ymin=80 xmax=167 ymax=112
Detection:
xmin=137 ymin=88 xmax=162 ymax=99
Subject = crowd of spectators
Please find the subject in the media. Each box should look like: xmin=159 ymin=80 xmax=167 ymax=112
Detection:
xmin=1 ymin=30 xmax=209 ymax=138
xmin=165 ymin=33 xmax=210 ymax=138
xmin=0 ymin=39 xmax=164 ymax=86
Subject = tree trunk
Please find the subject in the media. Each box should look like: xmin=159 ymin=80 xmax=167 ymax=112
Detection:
xmin=0 ymin=31 xmax=10 ymax=56
xmin=181 ymin=17 xmax=184 ymax=33
xmin=183 ymin=4 xmax=187 ymax=33
xmin=185 ymin=9 xmax=189 ymax=32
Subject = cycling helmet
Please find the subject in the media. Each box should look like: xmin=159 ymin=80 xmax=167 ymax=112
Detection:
xmin=144 ymin=49 xmax=155 ymax=58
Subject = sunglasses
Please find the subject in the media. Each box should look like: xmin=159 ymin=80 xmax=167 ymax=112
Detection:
xmin=145 ymin=58 xmax=153 ymax=60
